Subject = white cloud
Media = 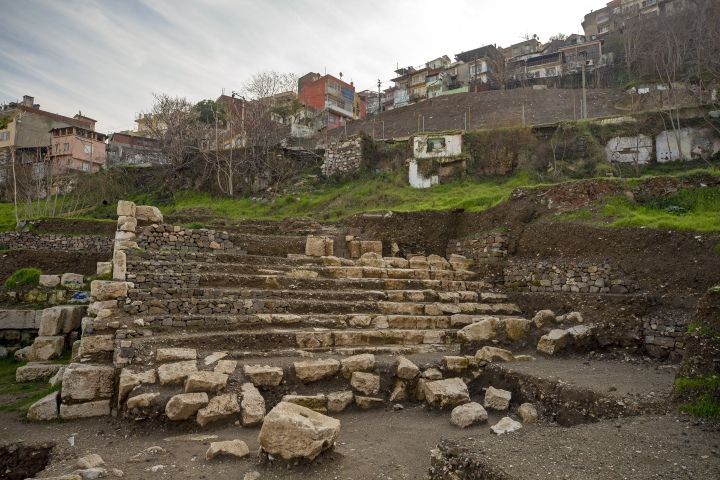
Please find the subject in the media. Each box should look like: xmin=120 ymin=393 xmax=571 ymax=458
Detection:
xmin=0 ymin=0 xmax=600 ymax=132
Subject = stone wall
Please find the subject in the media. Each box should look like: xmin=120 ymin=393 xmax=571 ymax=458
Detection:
xmin=0 ymin=232 xmax=112 ymax=253
xmin=0 ymin=309 xmax=40 ymax=349
xmin=137 ymin=224 xmax=234 ymax=252
xmin=503 ymin=259 xmax=635 ymax=293
xmin=321 ymin=136 xmax=363 ymax=177
xmin=447 ymin=232 xmax=509 ymax=264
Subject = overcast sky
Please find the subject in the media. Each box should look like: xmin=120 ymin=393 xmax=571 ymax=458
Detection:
xmin=0 ymin=0 xmax=601 ymax=132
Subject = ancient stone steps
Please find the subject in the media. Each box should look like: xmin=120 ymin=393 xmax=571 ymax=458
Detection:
xmin=128 ymin=272 xmax=489 ymax=292
xmin=128 ymin=252 xmax=325 ymax=267
xmin=127 ymin=286 xmax=508 ymax=304
xmin=114 ymin=312 xmax=525 ymax=331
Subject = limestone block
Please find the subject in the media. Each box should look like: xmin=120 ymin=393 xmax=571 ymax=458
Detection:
xmin=518 ymin=403 xmax=538 ymax=424
xmin=156 ymin=347 xmax=197 ymax=362
xmin=484 ymin=386 xmax=511 ymax=411
xmin=38 ymin=307 xmax=64 ymax=336
xmin=157 ymin=360 xmax=198 ymax=385
xmin=449 ymin=254 xmax=473 ymax=271
xmin=504 ymin=317 xmax=532 ymax=341
xmin=243 ymin=364 xmax=283 ymax=387
xmin=117 ymin=215 xmax=137 ymax=232
xmin=31 ymin=336 xmax=65 ymax=360
xmin=395 ymin=356 xmax=420 ymax=380
xmin=491 ymin=416 xmax=522 ymax=434
xmin=61 ymin=273 xmax=84 ymax=289
xmin=293 ymin=358 xmax=340 ymax=383
xmin=327 ymin=391 xmax=354 ymax=413
xmin=475 ymin=346 xmax=514 ymax=363
xmin=350 ymin=371 xmax=380 ymax=395
xmin=258 ymin=402 xmax=341 ymax=461
xmin=240 ymin=382 xmax=265 ymax=426
xmin=58 ymin=306 xmax=84 ymax=333
xmin=196 ymin=393 xmax=240 ymax=427
xmin=443 ymin=356 xmax=470 ymax=373
xmin=126 ymin=392 xmax=159 ymax=409
xmin=117 ymin=200 xmax=136 ymax=217
xmin=205 ymin=440 xmax=249 ymax=460
xmin=165 ymin=393 xmax=208 ymax=421
xmin=61 ymin=364 xmax=115 ymax=402
xmin=305 ymin=236 xmax=333 ymax=257
xmin=450 ymin=402 xmax=488 ymax=428
xmin=281 ymin=394 xmax=328 ymax=413
xmin=203 ymin=351 xmax=228 ymax=366
xmin=96 ymin=262 xmax=112 ymax=277
xmin=90 ymin=281 xmax=128 ymax=301
xmin=532 ymin=309 xmax=556 ymax=328
xmin=359 ymin=240 xmax=382 ymax=256
xmin=39 ymin=274 xmax=60 ymax=288
xmin=185 ymin=371 xmax=228 ymax=393
xmin=60 ymin=400 xmax=111 ymax=419
xmin=423 ymin=378 xmax=470 ymax=409
xmin=427 ymin=254 xmax=450 ymax=270
xmin=457 ymin=318 xmax=498 ymax=343
xmin=78 ymin=335 xmax=114 ymax=356
xmin=389 ymin=380 xmax=408 ymax=402
xmin=135 ymin=205 xmax=163 ymax=223
xmin=422 ymin=367 xmax=443 ymax=380
xmin=355 ymin=396 xmax=384 ymax=409
xmin=537 ymin=329 xmax=570 ymax=355
xmin=112 ymin=250 xmax=126 ymax=281
xmin=16 ymin=362 xmax=63 ymax=383
xmin=357 ymin=252 xmax=385 ymax=268
xmin=114 ymin=231 xmax=136 ymax=242
xmin=409 ymin=256 xmax=428 ymax=269
xmin=214 ymin=360 xmax=237 ymax=375
xmin=27 ymin=391 xmax=59 ymax=421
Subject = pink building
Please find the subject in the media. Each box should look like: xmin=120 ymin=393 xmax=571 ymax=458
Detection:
xmin=49 ymin=126 xmax=107 ymax=175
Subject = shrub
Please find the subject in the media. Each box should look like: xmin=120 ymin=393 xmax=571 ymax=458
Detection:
xmin=4 ymin=268 xmax=42 ymax=289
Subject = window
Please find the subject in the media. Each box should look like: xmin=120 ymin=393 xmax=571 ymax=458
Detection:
xmin=426 ymin=137 xmax=446 ymax=153
xmin=84 ymin=144 xmax=92 ymax=155
xmin=0 ymin=131 xmax=9 ymax=141
xmin=82 ymin=162 xmax=90 ymax=171
xmin=63 ymin=143 xmax=69 ymax=152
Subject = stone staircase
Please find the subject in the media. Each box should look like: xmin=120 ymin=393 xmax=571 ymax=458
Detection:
xmin=34 ymin=201 xmax=588 ymax=426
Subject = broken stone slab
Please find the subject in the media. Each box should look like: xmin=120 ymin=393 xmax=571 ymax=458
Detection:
xmin=205 ymin=440 xmax=249 ymax=461
xmin=350 ymin=371 xmax=380 ymax=395
xmin=243 ymin=365 xmax=283 ymax=387
xmin=156 ymin=347 xmax=197 ymax=362
xmin=443 ymin=356 xmax=470 ymax=373
xmin=504 ymin=317 xmax=532 ymax=341
xmin=355 ymin=396 xmax=384 ymax=409
xmin=457 ymin=317 xmax=498 ymax=343
xmin=537 ymin=329 xmax=570 ymax=355
xmin=117 ymin=215 xmax=137 ymax=232
xmin=96 ymin=262 xmax=112 ymax=277
xmin=157 ymin=360 xmax=198 ymax=386
xmin=422 ymin=367 xmax=443 ymax=380
xmin=49 ymin=366 xmax=66 ymax=387
xmin=16 ymin=362 xmax=63 ymax=383
xmin=27 ymin=391 xmax=60 ymax=421
xmin=389 ymin=380 xmax=408 ymax=402
xmin=340 ymin=353 xmax=375 ymax=377
xmin=475 ymin=346 xmax=514 ymax=363
xmin=165 ymin=393 xmax=209 ymax=421
xmin=90 ymin=281 xmax=128 ymax=301
xmin=203 ymin=351 xmax=228 ymax=366
xmin=60 ymin=400 xmax=111 ymax=419
xmin=30 ymin=336 xmax=65 ymax=361
xmin=258 ymin=402 xmax=341 ymax=461
xmin=491 ymin=416 xmax=523 ymax=434
xmin=39 ymin=274 xmax=61 ymax=288
xmin=395 ymin=356 xmax=420 ymax=380
xmin=327 ymin=391 xmax=354 ymax=413
xmin=77 ymin=335 xmax=114 ymax=356
xmin=240 ymin=382 xmax=265 ymax=426
xmin=196 ymin=393 xmax=240 ymax=427
xmin=61 ymin=273 xmax=84 ymax=288
xmin=518 ymin=403 xmax=538 ymax=424
xmin=532 ymin=309 xmax=556 ymax=328
xmin=185 ymin=371 xmax=228 ymax=393
xmin=117 ymin=200 xmax=136 ymax=217
xmin=135 ymin=205 xmax=163 ymax=223
xmin=282 ymin=394 xmax=328 ymax=413
xmin=450 ymin=402 xmax=488 ymax=428
xmin=484 ymin=386 xmax=512 ymax=411
xmin=61 ymin=364 xmax=115 ymax=402
xmin=293 ymin=358 xmax=340 ymax=383
xmin=38 ymin=307 xmax=64 ymax=336
xmin=127 ymin=393 xmax=159 ymax=410
xmin=118 ymin=368 xmax=157 ymax=403
xmin=214 ymin=359 xmax=237 ymax=375
xmin=423 ymin=378 xmax=470 ymax=409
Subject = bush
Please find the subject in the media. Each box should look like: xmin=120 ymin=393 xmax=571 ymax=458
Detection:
xmin=4 ymin=268 xmax=42 ymax=289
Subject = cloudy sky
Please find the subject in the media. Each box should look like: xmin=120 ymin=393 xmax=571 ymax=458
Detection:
xmin=0 ymin=0 xmax=601 ymax=132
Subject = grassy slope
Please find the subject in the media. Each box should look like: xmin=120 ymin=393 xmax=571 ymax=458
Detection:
xmin=0 ymin=357 xmax=63 ymax=415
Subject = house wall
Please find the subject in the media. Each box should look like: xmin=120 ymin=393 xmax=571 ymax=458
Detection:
xmin=50 ymin=133 xmax=106 ymax=174
xmin=656 ymin=128 xmax=720 ymax=163
xmin=413 ymin=134 xmax=463 ymax=159
xmin=605 ymin=135 xmax=654 ymax=164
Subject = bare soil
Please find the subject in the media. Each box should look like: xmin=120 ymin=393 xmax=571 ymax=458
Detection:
xmin=0 ymin=249 xmax=106 ymax=281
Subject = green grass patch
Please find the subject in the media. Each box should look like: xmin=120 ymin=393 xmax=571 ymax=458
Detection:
xmin=0 ymin=357 xmax=62 ymax=415
xmin=0 ymin=203 xmax=16 ymax=231
xmin=674 ymin=374 xmax=720 ymax=393
xmin=679 ymin=394 xmax=720 ymax=419
xmin=4 ymin=267 xmax=41 ymax=289
xmin=686 ymin=322 xmax=720 ymax=339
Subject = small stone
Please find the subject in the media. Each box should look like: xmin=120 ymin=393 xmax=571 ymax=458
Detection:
xmin=165 ymin=393 xmax=208 ymax=421
xmin=355 ymin=396 xmax=384 ymax=409
xmin=197 ymin=394 xmax=240 ymax=427
xmin=77 ymin=453 xmax=105 ymax=469
xmin=475 ymin=346 xmax=514 ymax=363
xmin=127 ymin=393 xmax=159 ymax=409
xmin=350 ymin=371 xmax=380 ymax=395
xmin=214 ymin=359 xmax=237 ymax=375
xmin=484 ymin=386 xmax=512 ymax=411
xmin=537 ymin=329 xmax=570 ymax=355
xmin=156 ymin=348 xmax=197 ymax=362
xmin=518 ymin=403 xmax=538 ymax=424
xmin=532 ymin=309 xmax=556 ymax=328
xmin=293 ymin=358 xmax=340 ymax=383
xmin=203 ymin=351 xmax=228 ymax=366
xmin=39 ymin=274 xmax=61 ymax=288
xmin=491 ymin=416 xmax=523 ymax=434
xmin=421 ymin=367 xmax=443 ymax=380
xmin=27 ymin=391 xmax=59 ymax=421
xmin=327 ymin=391 xmax=354 ymax=413
xmin=423 ymin=378 xmax=470 ymax=409
xmin=205 ymin=440 xmax=250 ymax=460
xmin=282 ymin=394 xmax=328 ymax=413
xmin=185 ymin=371 xmax=228 ymax=393
xmin=450 ymin=402 xmax=488 ymax=428
xmin=61 ymin=273 xmax=84 ymax=288
xmin=240 ymin=382 xmax=265 ymax=426
xmin=243 ymin=365 xmax=283 ymax=387
xmin=395 ymin=356 xmax=420 ymax=379
xmin=157 ymin=360 xmax=197 ymax=385
xmin=340 ymin=353 xmax=375 ymax=377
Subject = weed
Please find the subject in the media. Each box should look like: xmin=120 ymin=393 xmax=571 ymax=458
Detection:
xmin=0 ymin=358 xmax=63 ymax=415
xmin=4 ymin=268 xmax=41 ymax=289
xmin=679 ymin=395 xmax=720 ymax=419
xmin=674 ymin=375 xmax=720 ymax=393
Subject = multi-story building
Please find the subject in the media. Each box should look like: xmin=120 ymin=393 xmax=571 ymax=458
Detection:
xmin=107 ymin=132 xmax=165 ymax=166
xmin=582 ymin=0 xmax=685 ymax=38
xmin=297 ymin=73 xmax=356 ymax=129
xmin=455 ymin=44 xmax=501 ymax=91
xmin=48 ymin=125 xmax=107 ymax=175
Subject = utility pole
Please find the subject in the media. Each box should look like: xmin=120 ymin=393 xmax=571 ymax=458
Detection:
xmin=377 ymin=79 xmax=382 ymax=115
xmin=581 ymin=52 xmax=588 ymax=119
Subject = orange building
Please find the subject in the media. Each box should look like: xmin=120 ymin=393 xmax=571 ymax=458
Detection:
xmin=297 ymin=73 xmax=356 ymax=129
xmin=49 ymin=125 xmax=107 ymax=175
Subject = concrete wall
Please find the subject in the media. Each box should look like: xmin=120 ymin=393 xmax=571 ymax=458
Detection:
xmin=656 ymin=127 xmax=720 ymax=162
xmin=413 ymin=134 xmax=462 ymax=159
xmin=605 ymin=135 xmax=653 ymax=164
xmin=408 ymin=160 xmax=438 ymax=189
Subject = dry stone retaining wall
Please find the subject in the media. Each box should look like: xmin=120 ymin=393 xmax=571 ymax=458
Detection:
xmin=447 ymin=232 xmax=508 ymax=264
xmin=503 ymin=260 xmax=635 ymax=293
xmin=0 ymin=232 xmax=112 ymax=253
xmin=321 ymin=136 xmax=363 ymax=177
xmin=137 ymin=224 xmax=234 ymax=252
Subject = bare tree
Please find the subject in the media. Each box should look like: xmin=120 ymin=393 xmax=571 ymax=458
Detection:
xmin=241 ymin=71 xmax=298 ymax=100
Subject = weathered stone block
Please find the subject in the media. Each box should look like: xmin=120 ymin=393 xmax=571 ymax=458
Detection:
xmin=293 ymin=359 xmax=340 ymax=383
xmin=166 ymin=393 xmax=208 ymax=420
xmin=60 ymin=399 xmax=111 ymax=419
xmin=90 ymin=281 xmax=128 ymax=301
xmin=423 ymin=378 xmax=470 ymax=409
xmin=117 ymin=200 xmax=136 ymax=217
xmin=240 ymin=382 xmax=265 ymax=426
xmin=61 ymin=273 xmax=84 ymax=288
xmin=61 ymin=364 xmax=115 ymax=402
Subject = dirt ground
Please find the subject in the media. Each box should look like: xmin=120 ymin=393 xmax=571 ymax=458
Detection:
xmin=0 ymin=249 xmax=106 ymax=281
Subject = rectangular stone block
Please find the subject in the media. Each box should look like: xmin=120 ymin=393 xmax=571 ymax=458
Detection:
xmin=96 ymin=262 xmax=112 ymax=276
xmin=117 ymin=200 xmax=136 ymax=217
xmin=61 ymin=364 xmax=116 ymax=402
xmin=60 ymin=400 xmax=111 ymax=419
xmin=112 ymin=250 xmax=126 ymax=281
xmin=39 ymin=274 xmax=60 ymax=288
xmin=31 ymin=336 xmax=65 ymax=361
xmin=38 ymin=307 xmax=64 ymax=336
xmin=360 ymin=241 xmax=382 ymax=256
